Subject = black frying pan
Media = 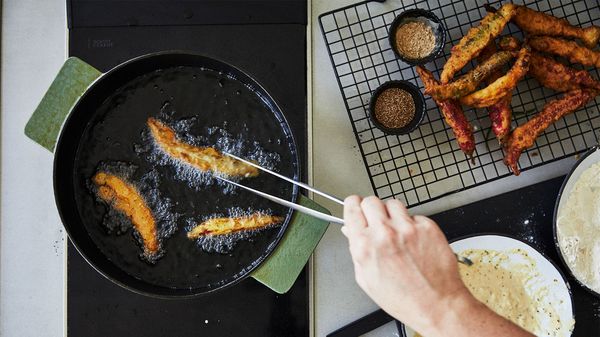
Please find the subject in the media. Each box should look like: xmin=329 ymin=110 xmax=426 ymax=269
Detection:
xmin=43 ymin=52 xmax=300 ymax=297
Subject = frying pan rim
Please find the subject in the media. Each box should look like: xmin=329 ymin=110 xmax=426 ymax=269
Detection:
xmin=53 ymin=50 xmax=300 ymax=298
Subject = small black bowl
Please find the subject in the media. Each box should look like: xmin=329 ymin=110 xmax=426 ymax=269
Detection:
xmin=388 ymin=8 xmax=446 ymax=65
xmin=369 ymin=80 xmax=425 ymax=135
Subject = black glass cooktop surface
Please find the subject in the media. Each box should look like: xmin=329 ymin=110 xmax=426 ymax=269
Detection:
xmin=66 ymin=1 xmax=308 ymax=336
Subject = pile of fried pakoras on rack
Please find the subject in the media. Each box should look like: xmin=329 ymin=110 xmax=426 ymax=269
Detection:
xmin=417 ymin=3 xmax=600 ymax=175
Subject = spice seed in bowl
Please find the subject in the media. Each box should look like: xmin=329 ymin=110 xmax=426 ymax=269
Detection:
xmin=395 ymin=21 xmax=436 ymax=60
xmin=374 ymin=88 xmax=416 ymax=129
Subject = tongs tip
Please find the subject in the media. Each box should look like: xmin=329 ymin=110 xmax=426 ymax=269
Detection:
xmin=455 ymin=254 xmax=474 ymax=266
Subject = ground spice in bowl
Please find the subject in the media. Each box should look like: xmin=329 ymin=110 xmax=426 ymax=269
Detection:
xmin=395 ymin=21 xmax=436 ymax=60
xmin=388 ymin=9 xmax=446 ymax=65
xmin=373 ymin=88 xmax=416 ymax=129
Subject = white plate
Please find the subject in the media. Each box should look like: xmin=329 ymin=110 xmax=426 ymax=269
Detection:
xmin=403 ymin=234 xmax=574 ymax=337
xmin=554 ymin=146 xmax=600 ymax=297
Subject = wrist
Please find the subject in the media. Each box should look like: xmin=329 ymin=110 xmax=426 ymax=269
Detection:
xmin=419 ymin=287 xmax=480 ymax=337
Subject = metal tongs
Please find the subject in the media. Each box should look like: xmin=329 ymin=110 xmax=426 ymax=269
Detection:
xmin=216 ymin=152 xmax=345 ymax=224
xmin=216 ymin=152 xmax=472 ymax=266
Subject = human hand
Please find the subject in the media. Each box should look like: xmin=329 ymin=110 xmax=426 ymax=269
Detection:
xmin=341 ymin=196 xmax=471 ymax=336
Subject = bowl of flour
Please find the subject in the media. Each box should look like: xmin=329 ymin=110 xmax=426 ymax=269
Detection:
xmin=555 ymin=146 xmax=600 ymax=298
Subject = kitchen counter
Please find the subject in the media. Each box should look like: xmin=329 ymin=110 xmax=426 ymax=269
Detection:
xmin=1 ymin=0 xmax=67 ymax=336
xmin=0 ymin=0 xmax=589 ymax=336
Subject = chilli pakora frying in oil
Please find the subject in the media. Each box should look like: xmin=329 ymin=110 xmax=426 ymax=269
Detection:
xmin=93 ymin=172 xmax=160 ymax=257
xmin=148 ymin=117 xmax=260 ymax=178
xmin=187 ymin=213 xmax=284 ymax=238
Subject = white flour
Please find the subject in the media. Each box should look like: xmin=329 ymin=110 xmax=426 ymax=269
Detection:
xmin=557 ymin=162 xmax=600 ymax=293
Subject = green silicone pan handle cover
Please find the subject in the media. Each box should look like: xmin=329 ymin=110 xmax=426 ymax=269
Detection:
xmin=251 ymin=194 xmax=331 ymax=294
xmin=24 ymin=57 xmax=102 ymax=152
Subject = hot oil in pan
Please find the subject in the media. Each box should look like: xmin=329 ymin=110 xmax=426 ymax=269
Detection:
xmin=74 ymin=66 xmax=297 ymax=290
xmin=136 ymin=113 xmax=282 ymax=252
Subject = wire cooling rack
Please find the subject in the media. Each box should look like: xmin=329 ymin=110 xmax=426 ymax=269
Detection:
xmin=319 ymin=0 xmax=600 ymax=207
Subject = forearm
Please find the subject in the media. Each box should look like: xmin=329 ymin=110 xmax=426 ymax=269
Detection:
xmin=342 ymin=197 xmax=534 ymax=337
xmin=417 ymin=290 xmax=535 ymax=337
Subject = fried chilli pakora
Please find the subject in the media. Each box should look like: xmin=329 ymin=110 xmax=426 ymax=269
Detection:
xmin=499 ymin=36 xmax=600 ymax=92
xmin=147 ymin=118 xmax=259 ymax=178
xmin=529 ymin=36 xmax=600 ymax=69
xmin=461 ymin=46 xmax=531 ymax=108
xmin=187 ymin=213 xmax=284 ymax=238
xmin=511 ymin=5 xmax=600 ymax=49
xmin=529 ymin=53 xmax=600 ymax=93
xmin=417 ymin=66 xmax=475 ymax=157
xmin=478 ymin=41 xmax=513 ymax=141
xmin=503 ymin=89 xmax=599 ymax=175
xmin=93 ymin=172 xmax=160 ymax=255
xmin=428 ymin=51 xmax=514 ymax=100
xmin=440 ymin=3 xmax=516 ymax=83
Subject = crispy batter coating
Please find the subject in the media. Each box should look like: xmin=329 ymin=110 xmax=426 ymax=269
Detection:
xmin=428 ymin=51 xmax=514 ymax=100
xmin=529 ymin=36 xmax=600 ymax=68
xmin=478 ymin=42 xmax=513 ymax=141
xmin=499 ymin=36 xmax=600 ymax=92
xmin=416 ymin=66 xmax=475 ymax=157
xmin=497 ymin=36 xmax=521 ymax=52
xmin=461 ymin=46 xmax=531 ymax=108
xmin=487 ymin=95 xmax=513 ymax=142
xmin=504 ymin=89 xmax=599 ymax=175
xmin=440 ymin=3 xmax=516 ymax=83
xmin=187 ymin=213 xmax=284 ymax=238
xmin=147 ymin=118 xmax=259 ymax=178
xmin=93 ymin=172 xmax=159 ymax=255
xmin=529 ymin=52 xmax=600 ymax=93
xmin=512 ymin=5 xmax=600 ymax=49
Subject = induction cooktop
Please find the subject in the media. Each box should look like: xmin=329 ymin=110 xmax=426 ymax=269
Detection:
xmin=66 ymin=1 xmax=309 ymax=336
